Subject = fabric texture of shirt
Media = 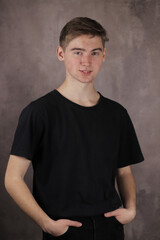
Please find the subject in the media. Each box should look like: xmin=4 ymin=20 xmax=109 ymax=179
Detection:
xmin=10 ymin=89 xmax=144 ymax=218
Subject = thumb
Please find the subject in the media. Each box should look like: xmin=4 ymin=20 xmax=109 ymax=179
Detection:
xmin=66 ymin=220 xmax=82 ymax=227
xmin=104 ymin=210 xmax=119 ymax=218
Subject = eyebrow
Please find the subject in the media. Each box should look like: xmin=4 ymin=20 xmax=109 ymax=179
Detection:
xmin=70 ymin=48 xmax=103 ymax=52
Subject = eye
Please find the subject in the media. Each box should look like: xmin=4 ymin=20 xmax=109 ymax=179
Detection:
xmin=74 ymin=51 xmax=82 ymax=55
xmin=92 ymin=52 xmax=99 ymax=56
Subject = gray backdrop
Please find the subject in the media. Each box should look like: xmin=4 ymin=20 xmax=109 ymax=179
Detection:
xmin=1 ymin=0 xmax=160 ymax=239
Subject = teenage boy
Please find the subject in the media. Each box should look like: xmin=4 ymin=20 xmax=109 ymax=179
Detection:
xmin=5 ymin=17 xmax=144 ymax=240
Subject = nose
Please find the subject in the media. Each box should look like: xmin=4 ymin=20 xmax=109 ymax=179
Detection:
xmin=80 ymin=55 xmax=91 ymax=66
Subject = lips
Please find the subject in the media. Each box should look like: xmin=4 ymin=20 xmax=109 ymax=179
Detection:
xmin=80 ymin=69 xmax=92 ymax=72
xmin=79 ymin=70 xmax=92 ymax=75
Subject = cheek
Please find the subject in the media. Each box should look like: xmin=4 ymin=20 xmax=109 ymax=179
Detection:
xmin=93 ymin=59 xmax=103 ymax=71
xmin=65 ymin=58 xmax=80 ymax=72
xmin=65 ymin=62 xmax=75 ymax=74
xmin=67 ymin=64 xmax=73 ymax=73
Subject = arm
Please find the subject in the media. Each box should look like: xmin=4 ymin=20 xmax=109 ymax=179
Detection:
xmin=104 ymin=166 xmax=136 ymax=224
xmin=116 ymin=165 xmax=136 ymax=212
xmin=5 ymin=155 xmax=82 ymax=236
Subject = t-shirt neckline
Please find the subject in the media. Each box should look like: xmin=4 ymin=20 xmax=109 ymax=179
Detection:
xmin=53 ymin=89 xmax=103 ymax=109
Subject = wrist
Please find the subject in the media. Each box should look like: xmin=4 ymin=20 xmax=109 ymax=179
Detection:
xmin=126 ymin=207 xmax=136 ymax=218
xmin=39 ymin=214 xmax=55 ymax=232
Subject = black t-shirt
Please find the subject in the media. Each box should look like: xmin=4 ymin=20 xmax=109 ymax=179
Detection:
xmin=10 ymin=89 xmax=144 ymax=218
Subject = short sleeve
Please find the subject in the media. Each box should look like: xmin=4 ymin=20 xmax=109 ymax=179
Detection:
xmin=118 ymin=109 xmax=144 ymax=168
xmin=10 ymin=103 xmax=44 ymax=161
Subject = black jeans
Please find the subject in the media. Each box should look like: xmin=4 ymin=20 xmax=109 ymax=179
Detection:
xmin=43 ymin=214 xmax=124 ymax=240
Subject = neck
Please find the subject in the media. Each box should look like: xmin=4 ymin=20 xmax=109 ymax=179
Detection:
xmin=56 ymin=79 xmax=100 ymax=106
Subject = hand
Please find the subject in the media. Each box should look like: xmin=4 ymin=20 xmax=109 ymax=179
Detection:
xmin=43 ymin=218 xmax=82 ymax=237
xmin=104 ymin=208 xmax=136 ymax=224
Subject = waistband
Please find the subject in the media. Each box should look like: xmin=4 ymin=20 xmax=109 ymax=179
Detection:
xmin=51 ymin=213 xmax=105 ymax=221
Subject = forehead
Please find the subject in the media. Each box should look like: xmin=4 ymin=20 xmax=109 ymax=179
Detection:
xmin=66 ymin=35 xmax=103 ymax=51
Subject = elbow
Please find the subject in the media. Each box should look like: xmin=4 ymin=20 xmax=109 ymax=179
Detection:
xmin=4 ymin=172 xmax=18 ymax=194
xmin=4 ymin=172 xmax=12 ymax=193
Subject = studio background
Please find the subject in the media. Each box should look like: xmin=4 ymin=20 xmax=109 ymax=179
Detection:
xmin=0 ymin=0 xmax=160 ymax=239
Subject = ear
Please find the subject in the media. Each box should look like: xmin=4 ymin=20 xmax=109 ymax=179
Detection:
xmin=102 ymin=47 xmax=106 ymax=62
xmin=56 ymin=46 xmax=65 ymax=61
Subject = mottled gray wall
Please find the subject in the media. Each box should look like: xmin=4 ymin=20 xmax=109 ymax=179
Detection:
xmin=0 ymin=0 xmax=160 ymax=239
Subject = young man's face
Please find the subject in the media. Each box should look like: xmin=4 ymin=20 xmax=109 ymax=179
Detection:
xmin=57 ymin=35 xmax=106 ymax=84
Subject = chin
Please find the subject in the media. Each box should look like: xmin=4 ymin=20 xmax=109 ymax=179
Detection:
xmin=78 ymin=77 xmax=94 ymax=83
xmin=80 ymin=80 xmax=93 ymax=84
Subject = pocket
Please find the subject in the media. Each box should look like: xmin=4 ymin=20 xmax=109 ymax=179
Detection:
xmin=54 ymin=227 xmax=71 ymax=238
xmin=113 ymin=217 xmax=124 ymax=226
xmin=43 ymin=227 xmax=71 ymax=239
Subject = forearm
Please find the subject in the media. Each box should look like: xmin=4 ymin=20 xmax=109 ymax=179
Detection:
xmin=104 ymin=166 xmax=137 ymax=224
xmin=5 ymin=176 xmax=51 ymax=230
xmin=5 ymin=155 xmax=82 ymax=237
xmin=116 ymin=166 xmax=136 ymax=212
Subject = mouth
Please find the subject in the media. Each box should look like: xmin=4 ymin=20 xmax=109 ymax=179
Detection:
xmin=79 ymin=70 xmax=92 ymax=75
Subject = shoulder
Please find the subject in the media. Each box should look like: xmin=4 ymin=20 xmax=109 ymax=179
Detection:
xmin=101 ymin=94 xmax=127 ymax=116
xmin=20 ymin=90 xmax=56 ymax=118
